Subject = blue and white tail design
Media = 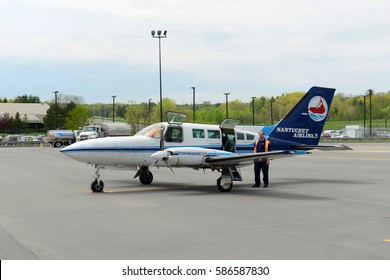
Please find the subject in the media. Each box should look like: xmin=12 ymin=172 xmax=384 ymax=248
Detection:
xmin=267 ymin=86 xmax=335 ymax=149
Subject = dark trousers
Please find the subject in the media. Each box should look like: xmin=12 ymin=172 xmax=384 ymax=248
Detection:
xmin=254 ymin=160 xmax=269 ymax=186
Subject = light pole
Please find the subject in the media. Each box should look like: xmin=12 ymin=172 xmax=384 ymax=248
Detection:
xmin=270 ymin=97 xmax=275 ymax=125
xmin=53 ymin=90 xmax=59 ymax=129
xmin=367 ymin=89 xmax=374 ymax=137
xmin=112 ymin=95 xmax=116 ymax=123
xmin=251 ymin=97 xmax=256 ymax=125
xmin=191 ymin=87 xmax=196 ymax=123
xmin=151 ymin=30 xmax=167 ymax=122
xmin=148 ymin=98 xmax=152 ymax=125
xmin=363 ymin=95 xmax=367 ymax=136
xmin=224 ymin=92 xmax=230 ymax=119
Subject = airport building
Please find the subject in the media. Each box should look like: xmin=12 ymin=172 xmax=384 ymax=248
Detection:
xmin=0 ymin=103 xmax=50 ymax=131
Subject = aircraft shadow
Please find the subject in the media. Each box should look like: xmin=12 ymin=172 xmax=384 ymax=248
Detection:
xmin=100 ymin=177 xmax=363 ymax=201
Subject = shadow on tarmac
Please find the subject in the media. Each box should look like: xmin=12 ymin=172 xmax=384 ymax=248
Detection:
xmin=95 ymin=177 xmax=363 ymax=201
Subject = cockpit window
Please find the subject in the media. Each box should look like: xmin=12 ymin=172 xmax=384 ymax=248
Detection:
xmin=135 ymin=124 xmax=163 ymax=139
xmin=165 ymin=126 xmax=183 ymax=142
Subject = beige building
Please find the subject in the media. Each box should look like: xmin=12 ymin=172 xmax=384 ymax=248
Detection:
xmin=0 ymin=103 xmax=50 ymax=130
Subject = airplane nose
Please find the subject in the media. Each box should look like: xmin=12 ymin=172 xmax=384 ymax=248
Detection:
xmin=60 ymin=142 xmax=81 ymax=161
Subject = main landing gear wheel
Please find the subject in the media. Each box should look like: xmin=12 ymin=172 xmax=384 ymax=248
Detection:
xmin=91 ymin=179 xmax=104 ymax=192
xmin=139 ymin=172 xmax=153 ymax=185
xmin=217 ymin=177 xmax=233 ymax=192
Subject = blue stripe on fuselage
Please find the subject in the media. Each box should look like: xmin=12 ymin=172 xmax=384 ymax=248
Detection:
xmin=61 ymin=144 xmax=254 ymax=154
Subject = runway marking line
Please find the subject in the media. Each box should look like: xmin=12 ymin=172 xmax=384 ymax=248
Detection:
xmin=102 ymin=187 xmax=167 ymax=193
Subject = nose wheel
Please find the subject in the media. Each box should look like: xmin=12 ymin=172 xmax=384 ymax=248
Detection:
xmin=91 ymin=179 xmax=104 ymax=192
xmin=91 ymin=165 xmax=104 ymax=192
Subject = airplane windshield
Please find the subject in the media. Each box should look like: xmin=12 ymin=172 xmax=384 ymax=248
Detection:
xmin=135 ymin=124 xmax=164 ymax=139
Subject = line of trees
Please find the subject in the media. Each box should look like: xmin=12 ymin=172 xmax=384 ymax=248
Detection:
xmin=0 ymin=112 xmax=30 ymax=133
xmin=120 ymin=91 xmax=390 ymax=132
xmin=2 ymin=90 xmax=390 ymax=134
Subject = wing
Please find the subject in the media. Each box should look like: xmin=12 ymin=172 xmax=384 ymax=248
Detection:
xmin=290 ymin=144 xmax=353 ymax=151
xmin=204 ymin=150 xmax=296 ymax=167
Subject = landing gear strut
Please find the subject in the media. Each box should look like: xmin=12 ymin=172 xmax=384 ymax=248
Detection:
xmin=91 ymin=165 xmax=104 ymax=192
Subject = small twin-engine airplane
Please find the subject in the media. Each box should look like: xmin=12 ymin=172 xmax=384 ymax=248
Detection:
xmin=61 ymin=86 xmax=351 ymax=193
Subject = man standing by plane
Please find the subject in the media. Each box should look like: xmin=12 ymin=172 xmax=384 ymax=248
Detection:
xmin=253 ymin=131 xmax=271 ymax=188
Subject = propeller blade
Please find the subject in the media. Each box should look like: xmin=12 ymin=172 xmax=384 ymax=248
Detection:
xmin=163 ymin=159 xmax=175 ymax=174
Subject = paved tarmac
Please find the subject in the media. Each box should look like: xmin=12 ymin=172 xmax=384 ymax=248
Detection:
xmin=1 ymin=143 xmax=390 ymax=259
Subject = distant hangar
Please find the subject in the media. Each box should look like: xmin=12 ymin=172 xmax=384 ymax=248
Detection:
xmin=0 ymin=103 xmax=50 ymax=130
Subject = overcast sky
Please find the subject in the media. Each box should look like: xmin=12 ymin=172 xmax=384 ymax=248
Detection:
xmin=1 ymin=0 xmax=389 ymax=104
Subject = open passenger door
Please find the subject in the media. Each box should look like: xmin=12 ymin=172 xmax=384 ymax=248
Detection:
xmin=220 ymin=119 xmax=240 ymax=152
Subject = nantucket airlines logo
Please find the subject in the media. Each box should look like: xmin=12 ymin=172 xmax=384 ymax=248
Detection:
xmin=308 ymin=96 xmax=328 ymax=122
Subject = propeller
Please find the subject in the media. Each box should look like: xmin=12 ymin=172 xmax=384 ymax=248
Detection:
xmin=150 ymin=150 xmax=175 ymax=173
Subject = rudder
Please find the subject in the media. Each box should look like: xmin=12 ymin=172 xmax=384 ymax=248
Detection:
xmin=267 ymin=86 xmax=335 ymax=148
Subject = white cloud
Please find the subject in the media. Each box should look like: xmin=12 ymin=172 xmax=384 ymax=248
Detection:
xmin=1 ymin=0 xmax=390 ymax=103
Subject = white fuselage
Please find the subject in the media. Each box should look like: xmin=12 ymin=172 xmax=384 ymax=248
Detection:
xmin=61 ymin=122 xmax=258 ymax=168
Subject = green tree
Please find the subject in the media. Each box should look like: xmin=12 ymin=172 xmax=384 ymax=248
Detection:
xmin=43 ymin=101 xmax=77 ymax=129
xmin=12 ymin=112 xmax=23 ymax=132
xmin=22 ymin=114 xmax=29 ymax=132
xmin=126 ymin=101 xmax=148 ymax=133
xmin=65 ymin=105 xmax=90 ymax=130
xmin=0 ymin=112 xmax=12 ymax=131
xmin=150 ymin=98 xmax=177 ymax=123
xmin=13 ymin=94 xmax=41 ymax=103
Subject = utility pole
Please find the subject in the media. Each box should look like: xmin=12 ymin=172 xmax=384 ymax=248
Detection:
xmin=251 ymin=97 xmax=256 ymax=125
xmin=53 ymin=90 xmax=58 ymax=129
xmin=191 ymin=87 xmax=196 ymax=123
xmin=112 ymin=95 xmax=116 ymax=123
xmin=224 ymin=92 xmax=230 ymax=119
xmin=270 ymin=97 xmax=275 ymax=125
xmin=367 ymin=89 xmax=374 ymax=137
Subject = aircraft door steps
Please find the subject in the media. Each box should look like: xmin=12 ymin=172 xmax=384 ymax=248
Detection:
xmin=229 ymin=165 xmax=242 ymax=181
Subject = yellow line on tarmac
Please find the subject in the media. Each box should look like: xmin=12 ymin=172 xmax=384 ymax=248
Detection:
xmin=102 ymin=187 xmax=168 ymax=193
xmin=384 ymin=240 xmax=390 ymax=243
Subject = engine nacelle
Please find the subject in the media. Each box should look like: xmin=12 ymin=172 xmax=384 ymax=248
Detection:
xmin=151 ymin=148 xmax=208 ymax=167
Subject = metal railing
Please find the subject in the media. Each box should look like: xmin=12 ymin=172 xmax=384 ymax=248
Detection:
xmin=0 ymin=141 xmax=45 ymax=147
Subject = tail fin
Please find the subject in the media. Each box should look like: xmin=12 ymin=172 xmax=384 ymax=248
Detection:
xmin=268 ymin=86 xmax=335 ymax=149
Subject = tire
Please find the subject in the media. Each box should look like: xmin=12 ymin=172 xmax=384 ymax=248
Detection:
xmin=53 ymin=141 xmax=63 ymax=148
xmin=139 ymin=172 xmax=153 ymax=185
xmin=91 ymin=179 xmax=104 ymax=192
xmin=217 ymin=177 xmax=233 ymax=192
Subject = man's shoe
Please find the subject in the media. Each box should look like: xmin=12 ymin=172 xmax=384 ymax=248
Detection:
xmin=263 ymin=185 xmax=268 ymax=188
xmin=252 ymin=184 xmax=260 ymax=188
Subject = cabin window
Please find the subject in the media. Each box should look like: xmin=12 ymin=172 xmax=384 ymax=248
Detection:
xmin=207 ymin=130 xmax=220 ymax=139
xmin=165 ymin=126 xmax=183 ymax=142
xmin=236 ymin=132 xmax=245 ymax=140
xmin=246 ymin=133 xmax=255 ymax=140
xmin=192 ymin=129 xmax=205 ymax=138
